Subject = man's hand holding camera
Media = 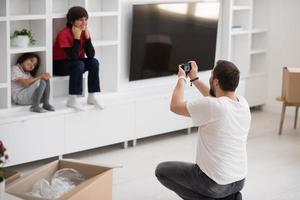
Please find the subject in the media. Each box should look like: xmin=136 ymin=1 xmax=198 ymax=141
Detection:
xmin=187 ymin=61 xmax=199 ymax=80
xmin=176 ymin=60 xmax=210 ymax=97
xmin=177 ymin=64 xmax=187 ymax=82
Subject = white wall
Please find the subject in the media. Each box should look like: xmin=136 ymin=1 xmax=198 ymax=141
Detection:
xmin=266 ymin=0 xmax=300 ymax=114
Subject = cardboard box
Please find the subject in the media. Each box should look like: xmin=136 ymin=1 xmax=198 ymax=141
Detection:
xmin=4 ymin=169 xmax=21 ymax=186
xmin=282 ymin=67 xmax=300 ymax=103
xmin=5 ymin=159 xmax=114 ymax=200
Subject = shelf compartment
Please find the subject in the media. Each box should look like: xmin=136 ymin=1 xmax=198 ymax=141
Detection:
xmin=52 ymin=78 xmax=70 ymax=98
xmin=10 ymin=19 xmax=46 ymax=48
xmin=0 ymin=88 xmax=8 ymax=109
xmin=89 ymin=11 xmax=119 ymax=17
xmin=51 ymin=13 xmax=67 ymax=19
xmin=231 ymin=30 xmax=249 ymax=35
xmin=53 ymin=73 xmax=87 ymax=83
xmin=9 ymin=15 xmax=46 ymax=21
xmin=95 ymin=45 xmax=118 ymax=92
xmin=0 ymin=21 xmax=8 ymax=84
xmin=52 ymin=18 xmax=67 ymax=45
xmin=230 ymin=34 xmax=250 ymax=76
xmin=251 ymin=29 xmax=267 ymax=34
xmin=52 ymin=8 xmax=119 ymax=18
xmin=93 ymin=40 xmax=118 ymax=47
xmin=251 ymin=33 xmax=267 ymax=50
xmin=10 ymin=46 xmax=46 ymax=54
xmin=250 ymin=49 xmax=267 ymax=55
xmin=52 ymin=74 xmax=88 ymax=98
xmin=52 ymin=0 xmax=85 ymax=14
xmin=232 ymin=9 xmax=251 ymax=31
xmin=252 ymin=0 xmax=268 ymax=30
xmin=9 ymin=0 xmax=46 ymax=16
xmin=88 ymin=16 xmax=118 ymax=41
xmin=0 ymin=0 xmax=6 ymax=17
xmin=10 ymin=51 xmax=47 ymax=77
xmin=0 ymin=83 xmax=7 ymax=88
xmin=233 ymin=0 xmax=251 ymax=7
xmin=232 ymin=6 xmax=251 ymax=11
xmin=250 ymin=53 xmax=267 ymax=74
xmin=87 ymin=0 xmax=119 ymax=12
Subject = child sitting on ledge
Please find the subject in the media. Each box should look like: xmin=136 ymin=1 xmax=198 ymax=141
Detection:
xmin=11 ymin=53 xmax=55 ymax=113
xmin=53 ymin=6 xmax=104 ymax=111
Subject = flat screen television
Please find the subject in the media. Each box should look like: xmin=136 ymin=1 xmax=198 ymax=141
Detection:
xmin=129 ymin=1 xmax=220 ymax=81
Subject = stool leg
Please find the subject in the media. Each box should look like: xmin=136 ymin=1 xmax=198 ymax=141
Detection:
xmin=279 ymin=103 xmax=286 ymax=135
xmin=294 ymin=106 xmax=299 ymax=129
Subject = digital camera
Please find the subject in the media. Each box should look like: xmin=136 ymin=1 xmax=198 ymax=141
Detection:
xmin=180 ymin=63 xmax=192 ymax=74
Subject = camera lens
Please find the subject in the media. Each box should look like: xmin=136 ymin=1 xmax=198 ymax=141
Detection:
xmin=180 ymin=63 xmax=191 ymax=73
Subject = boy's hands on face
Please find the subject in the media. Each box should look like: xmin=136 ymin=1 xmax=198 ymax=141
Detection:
xmin=72 ymin=25 xmax=82 ymax=40
xmin=83 ymin=25 xmax=90 ymax=39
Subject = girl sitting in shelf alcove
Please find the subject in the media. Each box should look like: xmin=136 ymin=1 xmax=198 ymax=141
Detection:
xmin=11 ymin=53 xmax=55 ymax=113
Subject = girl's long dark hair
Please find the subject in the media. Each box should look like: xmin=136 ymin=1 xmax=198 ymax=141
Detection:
xmin=16 ymin=53 xmax=40 ymax=77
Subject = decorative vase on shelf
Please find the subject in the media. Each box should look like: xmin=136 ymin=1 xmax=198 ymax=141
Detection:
xmin=11 ymin=35 xmax=30 ymax=48
xmin=0 ymin=179 xmax=5 ymax=200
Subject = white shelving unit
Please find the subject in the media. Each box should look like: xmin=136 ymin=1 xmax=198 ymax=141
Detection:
xmin=222 ymin=0 xmax=268 ymax=107
xmin=9 ymin=0 xmax=46 ymax=16
xmin=0 ymin=0 xmax=125 ymax=167
xmin=0 ymin=0 xmax=120 ymax=110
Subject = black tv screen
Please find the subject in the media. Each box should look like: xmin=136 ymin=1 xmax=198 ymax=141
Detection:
xmin=129 ymin=1 xmax=220 ymax=81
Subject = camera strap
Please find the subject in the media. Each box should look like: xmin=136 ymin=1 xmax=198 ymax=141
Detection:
xmin=190 ymin=77 xmax=199 ymax=86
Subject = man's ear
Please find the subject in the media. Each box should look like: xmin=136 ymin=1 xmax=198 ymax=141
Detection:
xmin=213 ymin=78 xmax=219 ymax=86
xmin=213 ymin=78 xmax=219 ymax=88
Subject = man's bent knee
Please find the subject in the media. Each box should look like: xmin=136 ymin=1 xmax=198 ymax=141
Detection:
xmin=155 ymin=162 xmax=173 ymax=180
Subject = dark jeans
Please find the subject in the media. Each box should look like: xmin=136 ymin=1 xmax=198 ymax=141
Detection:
xmin=53 ymin=58 xmax=101 ymax=95
xmin=155 ymin=161 xmax=245 ymax=200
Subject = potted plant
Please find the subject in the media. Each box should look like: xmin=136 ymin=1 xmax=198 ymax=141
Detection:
xmin=10 ymin=28 xmax=36 ymax=48
xmin=0 ymin=140 xmax=8 ymax=200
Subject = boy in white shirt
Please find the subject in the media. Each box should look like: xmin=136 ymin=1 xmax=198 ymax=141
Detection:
xmin=155 ymin=60 xmax=251 ymax=200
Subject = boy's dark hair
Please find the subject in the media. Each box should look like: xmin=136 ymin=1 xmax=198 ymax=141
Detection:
xmin=66 ymin=6 xmax=88 ymax=28
xmin=212 ymin=60 xmax=240 ymax=91
xmin=16 ymin=53 xmax=40 ymax=76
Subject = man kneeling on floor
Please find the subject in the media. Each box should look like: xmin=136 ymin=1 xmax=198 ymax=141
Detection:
xmin=155 ymin=60 xmax=251 ymax=200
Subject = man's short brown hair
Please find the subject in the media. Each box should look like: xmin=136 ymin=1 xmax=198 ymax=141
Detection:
xmin=212 ymin=60 xmax=240 ymax=91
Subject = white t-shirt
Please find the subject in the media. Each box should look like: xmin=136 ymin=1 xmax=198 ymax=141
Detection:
xmin=187 ymin=95 xmax=251 ymax=185
xmin=11 ymin=64 xmax=32 ymax=100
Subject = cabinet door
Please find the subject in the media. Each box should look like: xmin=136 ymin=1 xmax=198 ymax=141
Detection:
xmin=135 ymin=95 xmax=192 ymax=139
xmin=245 ymin=75 xmax=267 ymax=107
xmin=0 ymin=115 xmax=64 ymax=166
xmin=65 ymin=103 xmax=135 ymax=154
